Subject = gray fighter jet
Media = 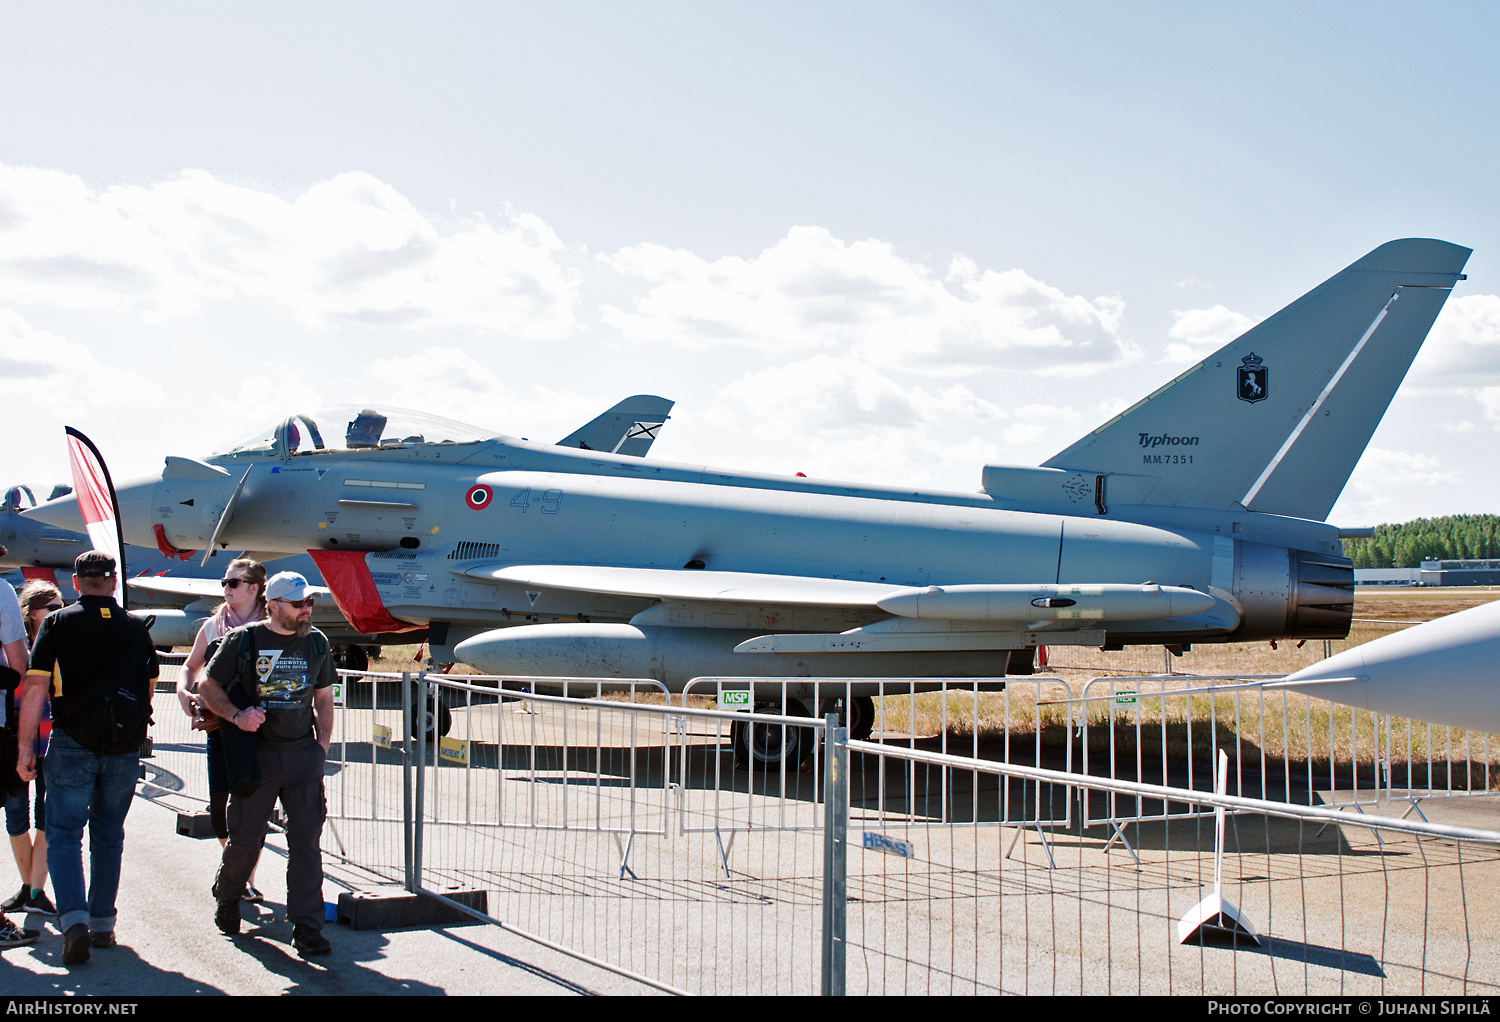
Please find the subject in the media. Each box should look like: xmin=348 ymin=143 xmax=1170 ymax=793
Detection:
xmin=1 ymin=484 xmax=91 ymax=578
xmin=27 ymin=240 xmax=1469 ymax=753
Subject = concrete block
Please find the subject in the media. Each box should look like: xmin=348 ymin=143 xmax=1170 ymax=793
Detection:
xmin=336 ymin=888 xmax=487 ymax=931
xmin=177 ymin=812 xmax=218 ymax=839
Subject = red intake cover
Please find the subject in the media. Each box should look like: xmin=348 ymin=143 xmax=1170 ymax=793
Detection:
xmin=154 ymin=524 xmax=195 ymax=561
xmin=305 ymin=549 xmax=424 ymax=635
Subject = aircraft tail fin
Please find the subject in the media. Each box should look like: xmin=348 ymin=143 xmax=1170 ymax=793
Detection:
xmin=557 ymin=395 xmax=674 ymax=458
xmin=1025 ymin=239 xmax=1469 ymax=521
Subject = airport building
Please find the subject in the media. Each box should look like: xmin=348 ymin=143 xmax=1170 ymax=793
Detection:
xmin=1354 ymin=558 xmax=1500 ymax=587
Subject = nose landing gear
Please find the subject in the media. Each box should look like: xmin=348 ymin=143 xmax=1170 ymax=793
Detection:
xmin=731 ymin=699 xmax=815 ymax=771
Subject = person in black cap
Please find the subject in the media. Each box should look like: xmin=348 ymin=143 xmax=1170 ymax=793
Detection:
xmin=16 ymin=550 xmax=159 ymax=966
xmin=198 ymin=570 xmax=335 ymax=958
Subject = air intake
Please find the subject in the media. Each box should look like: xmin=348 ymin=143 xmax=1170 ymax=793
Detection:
xmin=448 ymin=541 xmax=503 ymax=561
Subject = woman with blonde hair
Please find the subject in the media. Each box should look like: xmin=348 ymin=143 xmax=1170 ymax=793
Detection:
xmin=178 ymin=558 xmax=267 ymax=901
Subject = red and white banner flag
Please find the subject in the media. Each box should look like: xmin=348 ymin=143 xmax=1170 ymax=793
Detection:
xmin=64 ymin=427 xmax=127 ymax=606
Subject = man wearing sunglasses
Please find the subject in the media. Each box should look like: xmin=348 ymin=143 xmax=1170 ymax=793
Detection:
xmin=197 ymin=571 xmax=335 ymax=959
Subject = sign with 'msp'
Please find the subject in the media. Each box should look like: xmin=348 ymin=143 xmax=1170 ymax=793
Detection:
xmin=862 ymin=832 xmax=914 ymax=858
xmin=331 ymin=681 xmax=346 ymax=707
xmin=718 ymin=688 xmax=752 ymax=711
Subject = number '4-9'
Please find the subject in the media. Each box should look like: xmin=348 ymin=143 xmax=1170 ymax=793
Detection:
xmin=510 ymin=489 xmax=563 ymax=514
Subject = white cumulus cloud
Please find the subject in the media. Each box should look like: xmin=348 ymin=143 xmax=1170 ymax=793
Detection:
xmin=675 ymin=354 xmax=1011 ymax=486
xmin=1410 ymin=293 xmax=1500 ymax=387
xmin=357 ymin=345 xmax=599 ymax=442
xmin=0 ymin=164 xmax=581 ymax=334
xmin=0 ymin=308 xmax=166 ymax=414
xmin=1337 ymin=447 xmax=1461 ymax=522
xmin=1161 ymin=304 xmax=1256 ymax=366
xmin=600 ymin=226 xmax=1133 ymax=376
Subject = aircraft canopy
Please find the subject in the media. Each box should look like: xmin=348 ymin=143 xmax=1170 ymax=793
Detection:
xmin=2 ymin=485 xmax=36 ymax=511
xmin=213 ymin=405 xmax=503 ymax=457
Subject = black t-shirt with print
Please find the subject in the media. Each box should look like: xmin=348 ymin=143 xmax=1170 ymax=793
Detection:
xmin=206 ymin=624 xmax=334 ymax=748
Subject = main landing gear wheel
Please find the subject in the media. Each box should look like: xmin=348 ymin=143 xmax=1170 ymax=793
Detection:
xmin=819 ymin=695 xmax=876 ymax=742
xmin=334 ymin=644 xmax=369 ymax=672
xmin=410 ymin=694 xmax=453 ymax=742
xmin=732 ymin=699 xmax=814 ymax=771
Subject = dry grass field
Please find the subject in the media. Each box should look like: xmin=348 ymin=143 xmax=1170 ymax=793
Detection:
xmin=878 ymin=588 xmax=1500 ymax=784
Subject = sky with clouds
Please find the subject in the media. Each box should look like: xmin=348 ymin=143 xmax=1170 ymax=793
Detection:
xmin=1 ymin=2 xmax=1497 ymax=527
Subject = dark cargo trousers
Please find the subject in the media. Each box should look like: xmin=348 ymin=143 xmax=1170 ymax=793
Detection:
xmin=212 ymin=743 xmax=328 ymax=931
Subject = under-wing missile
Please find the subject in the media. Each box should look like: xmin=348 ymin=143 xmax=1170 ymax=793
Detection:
xmin=875 ymin=582 xmax=1216 ymax=624
xmin=1278 ymin=599 xmax=1500 ymax=735
xmin=452 ymin=622 xmax=1017 ymax=691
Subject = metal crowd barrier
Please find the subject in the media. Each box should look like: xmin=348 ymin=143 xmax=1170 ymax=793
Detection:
xmin=403 ymin=671 xmax=828 ymax=995
xmin=141 ymin=653 xmax=209 ymax=814
xmin=395 ymin=673 xmax=1500 ymax=995
xmin=678 ymin=677 xmax=1083 ymax=834
xmin=827 ymin=731 xmax=1500 ymax=996
xmin=142 ymin=658 xmax=1500 ymax=995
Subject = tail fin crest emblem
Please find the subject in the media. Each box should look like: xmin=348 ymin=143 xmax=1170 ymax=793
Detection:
xmin=1236 ymin=353 xmax=1268 ymax=404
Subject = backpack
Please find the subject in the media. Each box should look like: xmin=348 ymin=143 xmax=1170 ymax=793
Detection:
xmin=55 ymin=623 xmax=156 ymax=756
xmin=1 ymin=664 xmax=20 ymax=788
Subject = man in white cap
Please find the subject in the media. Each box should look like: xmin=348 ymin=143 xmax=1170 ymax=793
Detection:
xmin=197 ymin=571 xmax=335 ymax=958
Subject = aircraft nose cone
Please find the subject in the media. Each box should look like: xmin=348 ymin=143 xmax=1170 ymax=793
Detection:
xmin=112 ymin=476 xmax=160 ymax=547
xmin=23 ymin=474 xmax=161 ymax=548
xmin=23 ymin=491 xmax=82 ymax=531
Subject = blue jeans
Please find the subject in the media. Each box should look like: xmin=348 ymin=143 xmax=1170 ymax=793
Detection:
xmin=44 ymin=730 xmax=138 ymax=933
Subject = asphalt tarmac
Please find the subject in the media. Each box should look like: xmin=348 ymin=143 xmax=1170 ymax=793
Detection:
xmin=0 ymin=793 xmax=658 ymax=996
xmin=8 ymin=693 xmax=1494 ymax=997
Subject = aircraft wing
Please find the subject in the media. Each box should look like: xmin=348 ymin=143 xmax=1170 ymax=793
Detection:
xmin=126 ymin=576 xmax=225 ymax=599
xmin=459 ymin=564 xmax=903 ymax=606
xmin=458 ymin=564 xmax=1219 ymax=620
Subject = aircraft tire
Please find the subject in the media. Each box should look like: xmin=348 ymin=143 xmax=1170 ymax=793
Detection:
xmin=335 ymin=644 xmax=370 ymax=673
xmin=732 ymin=700 xmax=814 ymax=771
xmin=409 ymin=694 xmax=453 ymax=742
xmin=817 ymin=695 xmax=876 ymax=742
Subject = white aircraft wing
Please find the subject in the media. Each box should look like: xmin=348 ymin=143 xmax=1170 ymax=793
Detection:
xmin=126 ymin=576 xmax=225 ymax=599
xmin=458 ymin=564 xmax=904 ymax=606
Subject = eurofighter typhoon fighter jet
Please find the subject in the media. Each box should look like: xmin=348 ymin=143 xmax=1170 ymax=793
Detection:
xmin=28 ymin=239 xmax=1470 ymax=731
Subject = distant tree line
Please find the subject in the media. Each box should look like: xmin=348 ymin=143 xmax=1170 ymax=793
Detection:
xmin=1341 ymin=515 xmax=1500 ymax=569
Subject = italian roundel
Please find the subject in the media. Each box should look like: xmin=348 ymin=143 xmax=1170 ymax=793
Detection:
xmin=465 ymin=484 xmax=493 ymax=510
